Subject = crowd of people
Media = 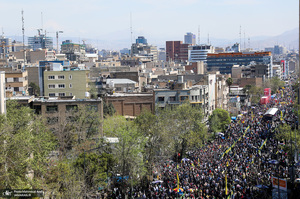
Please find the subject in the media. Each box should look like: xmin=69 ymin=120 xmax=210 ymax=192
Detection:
xmin=107 ymin=80 xmax=299 ymax=199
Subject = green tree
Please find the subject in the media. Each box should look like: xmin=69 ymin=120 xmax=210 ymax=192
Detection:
xmin=103 ymin=101 xmax=116 ymax=117
xmin=244 ymin=85 xmax=264 ymax=104
xmin=103 ymin=115 xmax=146 ymax=195
xmin=74 ymin=152 xmax=115 ymax=195
xmin=275 ymin=124 xmax=300 ymax=161
xmin=264 ymin=76 xmax=285 ymax=94
xmin=159 ymin=103 xmax=207 ymax=158
xmin=29 ymin=82 xmax=40 ymax=96
xmin=0 ymin=100 xmax=56 ymax=189
xmin=134 ymin=110 xmax=172 ymax=179
xmin=51 ymin=104 xmax=102 ymax=158
xmin=226 ymin=77 xmax=233 ymax=93
xmin=208 ymin=108 xmax=231 ymax=134
xmin=45 ymin=159 xmax=83 ymax=198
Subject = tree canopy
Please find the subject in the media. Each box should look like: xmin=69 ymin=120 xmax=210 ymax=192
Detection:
xmin=208 ymin=108 xmax=231 ymax=134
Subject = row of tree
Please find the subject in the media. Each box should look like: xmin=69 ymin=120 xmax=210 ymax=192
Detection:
xmin=0 ymin=100 xmax=232 ymax=197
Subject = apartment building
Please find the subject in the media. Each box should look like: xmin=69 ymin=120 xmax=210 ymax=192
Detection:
xmin=44 ymin=69 xmax=89 ymax=99
xmin=5 ymin=70 xmax=28 ymax=95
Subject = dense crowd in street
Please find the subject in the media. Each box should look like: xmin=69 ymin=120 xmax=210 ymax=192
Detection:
xmin=107 ymin=80 xmax=299 ymax=199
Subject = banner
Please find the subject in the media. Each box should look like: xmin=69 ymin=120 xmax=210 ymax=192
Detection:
xmin=272 ymin=177 xmax=287 ymax=191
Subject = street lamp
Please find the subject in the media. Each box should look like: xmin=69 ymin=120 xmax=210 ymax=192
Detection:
xmin=56 ymin=31 xmax=63 ymax=54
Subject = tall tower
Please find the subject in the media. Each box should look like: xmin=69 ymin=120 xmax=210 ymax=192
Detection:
xmin=198 ymin=26 xmax=200 ymax=45
xmin=184 ymin=32 xmax=196 ymax=45
xmin=22 ymin=10 xmax=26 ymax=64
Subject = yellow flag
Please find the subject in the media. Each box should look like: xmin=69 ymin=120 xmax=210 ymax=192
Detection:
xmin=225 ymin=172 xmax=228 ymax=195
xmin=177 ymin=172 xmax=180 ymax=192
xmin=226 ymin=161 xmax=229 ymax=167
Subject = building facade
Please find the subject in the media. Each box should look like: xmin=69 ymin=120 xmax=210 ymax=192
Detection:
xmin=5 ymin=70 xmax=28 ymax=95
xmin=28 ymin=34 xmax=53 ymax=50
xmin=206 ymin=52 xmax=272 ymax=74
xmin=184 ymin=32 xmax=196 ymax=45
xmin=104 ymin=93 xmax=154 ymax=117
xmin=188 ymin=45 xmax=214 ymax=62
xmin=0 ymin=37 xmax=12 ymax=57
xmin=44 ymin=70 xmax=89 ymax=98
xmin=166 ymin=41 xmax=182 ymax=62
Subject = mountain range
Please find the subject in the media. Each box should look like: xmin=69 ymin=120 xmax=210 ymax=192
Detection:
xmin=7 ymin=28 xmax=299 ymax=51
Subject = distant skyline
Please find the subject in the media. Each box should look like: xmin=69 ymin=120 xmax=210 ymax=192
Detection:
xmin=0 ymin=0 xmax=298 ymax=49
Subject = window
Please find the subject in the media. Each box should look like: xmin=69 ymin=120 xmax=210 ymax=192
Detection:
xmin=14 ymin=87 xmax=19 ymax=92
xmin=69 ymin=83 xmax=72 ymax=88
xmin=46 ymin=105 xmax=58 ymax=113
xmin=180 ymin=96 xmax=189 ymax=101
xmin=58 ymin=75 xmax=65 ymax=80
xmin=48 ymin=84 xmax=55 ymax=89
xmin=48 ymin=75 xmax=55 ymax=80
xmin=49 ymin=93 xmax=55 ymax=97
xmin=58 ymin=84 xmax=65 ymax=88
xmin=158 ymin=97 xmax=165 ymax=102
xmin=169 ymin=96 xmax=176 ymax=102
xmin=66 ymin=105 xmax=78 ymax=112
xmin=69 ymin=75 xmax=72 ymax=80
xmin=59 ymin=93 xmax=65 ymax=97
xmin=69 ymin=93 xmax=73 ymax=96
xmin=13 ymin=78 xmax=19 ymax=82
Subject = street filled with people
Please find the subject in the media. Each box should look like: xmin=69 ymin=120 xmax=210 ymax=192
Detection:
xmin=108 ymin=79 xmax=299 ymax=199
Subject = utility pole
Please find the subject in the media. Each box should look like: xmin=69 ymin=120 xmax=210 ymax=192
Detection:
xmin=21 ymin=10 xmax=26 ymax=64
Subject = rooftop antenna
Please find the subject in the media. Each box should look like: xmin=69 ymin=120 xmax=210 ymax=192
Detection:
xmin=198 ymin=25 xmax=200 ymax=45
xmin=248 ymin=37 xmax=250 ymax=49
xmin=239 ymin=25 xmax=242 ymax=46
xmin=244 ymin=30 xmax=246 ymax=50
xmin=207 ymin=33 xmax=210 ymax=45
xmin=21 ymin=9 xmax=26 ymax=64
xmin=41 ymin=12 xmax=43 ymax=31
xmin=130 ymin=12 xmax=133 ymax=44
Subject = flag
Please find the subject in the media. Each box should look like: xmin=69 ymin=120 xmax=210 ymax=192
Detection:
xmin=225 ymin=172 xmax=228 ymax=195
xmin=226 ymin=161 xmax=229 ymax=167
xmin=176 ymin=172 xmax=180 ymax=192
xmin=280 ymin=111 xmax=283 ymax=121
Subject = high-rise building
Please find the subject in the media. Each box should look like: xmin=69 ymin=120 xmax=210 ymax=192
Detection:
xmin=184 ymin=32 xmax=196 ymax=45
xmin=206 ymin=52 xmax=272 ymax=75
xmin=166 ymin=41 xmax=182 ymax=62
xmin=61 ymin=40 xmax=86 ymax=61
xmin=0 ymin=37 xmax=12 ymax=57
xmin=188 ymin=45 xmax=214 ymax=62
xmin=158 ymin=48 xmax=166 ymax=62
xmin=136 ymin=36 xmax=147 ymax=44
xmin=274 ymin=45 xmax=287 ymax=55
xmin=28 ymin=31 xmax=53 ymax=51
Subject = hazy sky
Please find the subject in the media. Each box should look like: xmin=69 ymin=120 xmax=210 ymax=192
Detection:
xmin=0 ymin=0 xmax=298 ymax=49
